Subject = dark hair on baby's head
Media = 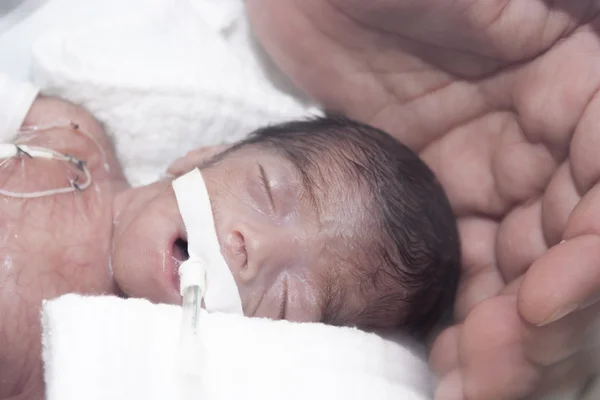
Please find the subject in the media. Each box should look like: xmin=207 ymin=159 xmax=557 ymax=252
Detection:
xmin=225 ymin=115 xmax=460 ymax=338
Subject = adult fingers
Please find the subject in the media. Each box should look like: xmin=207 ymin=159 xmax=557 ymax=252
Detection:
xmin=435 ymin=295 xmax=540 ymax=400
xmin=435 ymin=295 xmax=600 ymax=399
xmin=517 ymin=71 xmax=600 ymax=340
xmin=532 ymin=350 xmax=600 ymax=398
xmin=495 ymin=198 xmax=548 ymax=284
xmin=521 ymin=301 xmax=600 ymax=366
xmin=429 ymin=325 xmax=461 ymax=377
xmin=459 ymin=295 xmax=540 ymax=400
xmin=541 ymin=162 xmax=580 ymax=247
xmin=434 ymin=370 xmax=464 ymax=400
xmin=435 ymin=348 xmax=600 ymax=400
xmin=519 ymin=234 xmax=600 ymax=327
xmin=452 ymin=217 xmax=503 ymax=321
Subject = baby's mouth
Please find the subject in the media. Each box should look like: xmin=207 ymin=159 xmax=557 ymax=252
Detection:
xmin=173 ymin=238 xmax=189 ymax=265
xmin=171 ymin=238 xmax=189 ymax=295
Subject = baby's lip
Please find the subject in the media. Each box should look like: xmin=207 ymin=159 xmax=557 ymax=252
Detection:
xmin=166 ymin=236 xmax=188 ymax=297
xmin=167 ymin=191 xmax=189 ymax=297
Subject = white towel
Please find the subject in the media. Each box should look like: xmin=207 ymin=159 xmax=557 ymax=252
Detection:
xmin=28 ymin=0 xmax=320 ymax=186
xmin=0 ymin=72 xmax=38 ymax=139
xmin=42 ymin=294 xmax=433 ymax=400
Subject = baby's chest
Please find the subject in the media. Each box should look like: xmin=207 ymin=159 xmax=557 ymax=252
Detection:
xmin=0 ymin=193 xmax=114 ymax=293
xmin=0 ymin=193 xmax=116 ymax=400
xmin=0 ymin=109 xmax=122 ymax=284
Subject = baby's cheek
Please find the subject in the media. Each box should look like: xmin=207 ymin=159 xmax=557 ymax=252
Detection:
xmin=281 ymin=272 xmax=323 ymax=323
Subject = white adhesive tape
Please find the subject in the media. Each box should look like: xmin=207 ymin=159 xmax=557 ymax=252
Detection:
xmin=172 ymin=168 xmax=243 ymax=314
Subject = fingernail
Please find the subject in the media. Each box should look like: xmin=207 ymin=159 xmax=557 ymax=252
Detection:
xmin=538 ymin=303 xmax=579 ymax=327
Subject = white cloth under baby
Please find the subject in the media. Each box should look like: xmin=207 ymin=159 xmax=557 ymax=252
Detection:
xmin=42 ymin=294 xmax=433 ymax=400
xmin=0 ymin=72 xmax=38 ymax=139
xmin=24 ymin=0 xmax=320 ymax=186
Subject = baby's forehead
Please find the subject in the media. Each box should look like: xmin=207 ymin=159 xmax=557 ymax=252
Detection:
xmin=219 ymin=142 xmax=361 ymax=213
xmin=239 ymin=139 xmax=378 ymax=236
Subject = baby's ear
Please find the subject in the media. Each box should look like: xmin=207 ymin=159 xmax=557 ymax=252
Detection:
xmin=166 ymin=145 xmax=230 ymax=177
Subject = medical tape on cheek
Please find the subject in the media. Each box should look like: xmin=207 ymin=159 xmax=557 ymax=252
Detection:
xmin=173 ymin=168 xmax=243 ymax=313
xmin=172 ymin=168 xmax=243 ymax=398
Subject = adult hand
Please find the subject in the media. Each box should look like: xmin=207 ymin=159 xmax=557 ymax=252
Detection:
xmin=246 ymin=1 xmax=600 ymax=398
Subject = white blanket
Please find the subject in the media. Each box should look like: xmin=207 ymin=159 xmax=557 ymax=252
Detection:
xmin=42 ymin=294 xmax=432 ymax=400
xmin=26 ymin=0 xmax=319 ymax=186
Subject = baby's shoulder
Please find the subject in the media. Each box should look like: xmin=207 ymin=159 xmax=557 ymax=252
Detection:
xmin=21 ymin=95 xmax=122 ymax=178
xmin=0 ymin=95 xmax=126 ymax=221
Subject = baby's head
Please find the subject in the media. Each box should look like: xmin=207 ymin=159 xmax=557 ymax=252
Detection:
xmin=113 ymin=116 xmax=460 ymax=337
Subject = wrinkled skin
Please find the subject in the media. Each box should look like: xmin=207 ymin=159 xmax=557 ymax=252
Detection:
xmin=245 ymin=0 xmax=600 ymax=398
xmin=0 ymin=97 xmax=125 ymax=400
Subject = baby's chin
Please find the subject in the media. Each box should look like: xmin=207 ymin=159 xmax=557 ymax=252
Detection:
xmin=110 ymin=181 xmax=188 ymax=305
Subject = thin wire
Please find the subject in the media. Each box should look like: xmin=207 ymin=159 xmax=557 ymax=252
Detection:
xmin=0 ymin=144 xmax=92 ymax=199
xmin=0 ymin=118 xmax=104 ymax=199
xmin=18 ymin=119 xmax=110 ymax=172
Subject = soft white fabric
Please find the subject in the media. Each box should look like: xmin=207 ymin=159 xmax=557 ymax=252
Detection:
xmin=27 ymin=0 xmax=320 ymax=186
xmin=0 ymin=0 xmax=49 ymax=81
xmin=42 ymin=294 xmax=432 ymax=400
xmin=0 ymin=72 xmax=38 ymax=139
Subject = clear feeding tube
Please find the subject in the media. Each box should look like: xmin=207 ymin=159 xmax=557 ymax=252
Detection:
xmin=178 ymin=259 xmax=207 ymax=378
xmin=177 ymin=250 xmax=209 ymax=400
xmin=172 ymin=167 xmax=243 ymax=399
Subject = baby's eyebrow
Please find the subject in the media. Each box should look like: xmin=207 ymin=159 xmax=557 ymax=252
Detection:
xmin=286 ymin=157 xmax=322 ymax=226
xmin=257 ymin=143 xmax=322 ymax=225
xmin=258 ymin=163 xmax=276 ymax=212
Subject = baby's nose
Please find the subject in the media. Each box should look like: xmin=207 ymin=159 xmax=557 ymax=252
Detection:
xmin=224 ymin=223 xmax=295 ymax=286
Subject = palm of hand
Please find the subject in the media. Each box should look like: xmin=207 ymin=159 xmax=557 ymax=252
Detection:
xmin=247 ymin=1 xmax=600 ymax=398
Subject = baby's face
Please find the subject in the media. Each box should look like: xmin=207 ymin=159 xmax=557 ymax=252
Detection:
xmin=112 ymin=145 xmax=365 ymax=323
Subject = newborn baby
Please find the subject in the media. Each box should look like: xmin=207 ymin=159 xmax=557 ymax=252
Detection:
xmin=115 ymin=118 xmax=460 ymax=335
xmin=0 ymin=94 xmax=459 ymax=399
